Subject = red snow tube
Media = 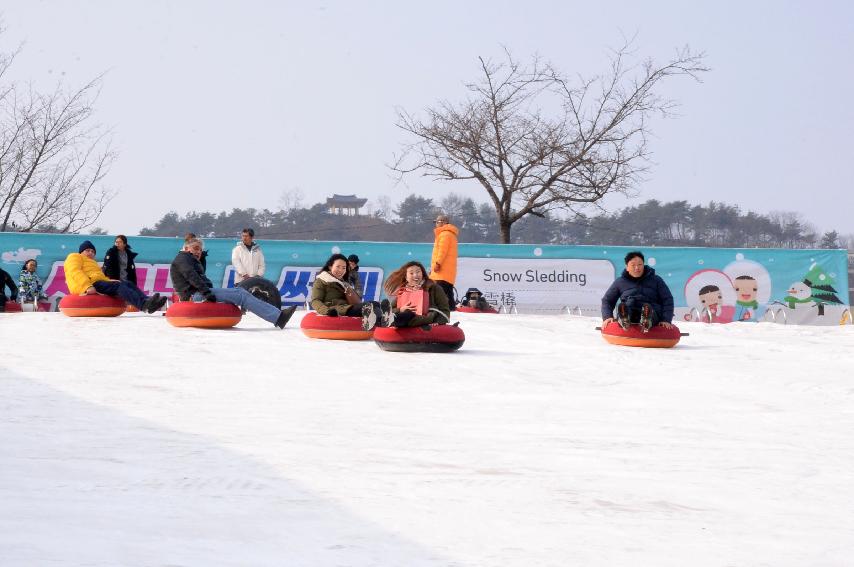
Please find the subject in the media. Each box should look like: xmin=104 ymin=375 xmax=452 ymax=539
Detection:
xmin=300 ymin=311 xmax=373 ymax=340
xmin=4 ymin=301 xmax=52 ymax=312
xmin=166 ymin=301 xmax=242 ymax=329
xmin=600 ymin=320 xmax=681 ymax=348
xmin=59 ymin=294 xmax=127 ymax=317
xmin=373 ymin=324 xmax=465 ymax=352
xmin=3 ymin=300 xmax=22 ymax=312
xmin=456 ymin=304 xmax=498 ymax=314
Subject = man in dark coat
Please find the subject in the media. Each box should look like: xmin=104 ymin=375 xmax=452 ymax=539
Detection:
xmin=0 ymin=266 xmax=19 ymax=311
xmin=601 ymin=251 xmax=674 ymax=331
xmin=171 ymin=237 xmax=296 ymax=329
xmin=346 ymin=254 xmax=362 ymax=293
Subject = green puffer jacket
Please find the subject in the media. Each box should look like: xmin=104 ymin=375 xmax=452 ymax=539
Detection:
xmin=389 ymin=281 xmax=451 ymax=327
xmin=310 ymin=271 xmax=359 ymax=315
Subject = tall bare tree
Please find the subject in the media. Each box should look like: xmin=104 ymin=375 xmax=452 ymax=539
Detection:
xmin=0 ymin=38 xmax=115 ymax=233
xmin=393 ymin=43 xmax=708 ymax=243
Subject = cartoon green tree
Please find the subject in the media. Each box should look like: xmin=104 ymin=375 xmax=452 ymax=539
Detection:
xmin=803 ymin=263 xmax=843 ymax=314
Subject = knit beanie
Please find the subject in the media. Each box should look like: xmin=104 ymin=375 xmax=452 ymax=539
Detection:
xmin=78 ymin=240 xmax=96 ymax=254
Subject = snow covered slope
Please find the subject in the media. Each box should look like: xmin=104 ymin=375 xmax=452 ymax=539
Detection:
xmin=1 ymin=311 xmax=852 ymax=566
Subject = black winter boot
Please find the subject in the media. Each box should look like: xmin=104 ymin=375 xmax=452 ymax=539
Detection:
xmin=275 ymin=305 xmax=297 ymax=329
xmin=639 ymin=304 xmax=653 ymax=333
xmin=617 ymin=303 xmax=631 ymax=331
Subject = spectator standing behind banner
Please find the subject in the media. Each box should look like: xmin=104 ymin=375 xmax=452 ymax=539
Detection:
xmin=346 ymin=254 xmax=362 ymax=293
xmin=102 ymin=234 xmax=138 ymax=284
xmin=0 ymin=265 xmax=19 ymax=310
xmin=430 ymin=213 xmax=459 ymax=310
xmin=231 ymin=228 xmax=265 ymax=284
xmin=18 ymin=259 xmax=47 ymax=308
xmin=184 ymin=233 xmax=208 ymax=273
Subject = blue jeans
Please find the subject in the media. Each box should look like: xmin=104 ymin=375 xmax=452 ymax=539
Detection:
xmin=93 ymin=280 xmax=147 ymax=309
xmin=192 ymin=287 xmax=280 ymax=324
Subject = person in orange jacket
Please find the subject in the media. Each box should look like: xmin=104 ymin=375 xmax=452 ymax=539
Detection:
xmin=430 ymin=213 xmax=459 ymax=310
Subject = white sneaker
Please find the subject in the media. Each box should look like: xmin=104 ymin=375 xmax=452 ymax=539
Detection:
xmin=361 ymin=302 xmax=378 ymax=331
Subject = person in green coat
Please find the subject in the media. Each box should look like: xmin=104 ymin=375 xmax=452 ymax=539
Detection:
xmin=310 ymin=253 xmax=378 ymax=320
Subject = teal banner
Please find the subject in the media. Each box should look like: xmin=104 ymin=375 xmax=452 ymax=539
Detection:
xmin=0 ymin=233 xmax=849 ymax=325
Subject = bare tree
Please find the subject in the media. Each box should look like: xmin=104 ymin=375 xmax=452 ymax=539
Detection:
xmin=277 ymin=186 xmax=305 ymax=212
xmin=0 ymin=39 xmax=115 ymax=233
xmin=393 ymin=43 xmax=708 ymax=243
xmin=374 ymin=194 xmax=393 ymax=220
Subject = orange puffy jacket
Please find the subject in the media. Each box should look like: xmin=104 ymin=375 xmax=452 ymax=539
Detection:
xmin=430 ymin=223 xmax=459 ymax=284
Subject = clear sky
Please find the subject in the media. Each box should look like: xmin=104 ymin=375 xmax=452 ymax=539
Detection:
xmin=2 ymin=1 xmax=852 ymax=236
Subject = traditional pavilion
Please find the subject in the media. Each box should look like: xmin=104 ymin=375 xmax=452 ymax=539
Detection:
xmin=325 ymin=194 xmax=368 ymax=216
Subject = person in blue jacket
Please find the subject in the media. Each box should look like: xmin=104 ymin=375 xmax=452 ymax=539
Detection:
xmin=601 ymin=251 xmax=674 ymax=332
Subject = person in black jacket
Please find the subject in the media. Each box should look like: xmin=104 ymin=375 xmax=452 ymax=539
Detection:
xmin=171 ymin=237 xmax=296 ymax=329
xmin=0 ymin=266 xmax=19 ymax=311
xmin=346 ymin=254 xmax=362 ymax=293
xmin=184 ymin=233 xmax=208 ymax=272
xmin=601 ymin=251 xmax=674 ymax=332
xmin=102 ymin=235 xmax=138 ymax=284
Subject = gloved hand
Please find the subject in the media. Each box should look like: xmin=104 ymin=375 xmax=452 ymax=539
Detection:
xmin=326 ymin=309 xmax=338 ymax=317
xmin=204 ymin=291 xmax=217 ymax=302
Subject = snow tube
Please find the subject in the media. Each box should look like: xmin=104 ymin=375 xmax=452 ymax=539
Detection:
xmin=4 ymin=301 xmax=52 ymax=312
xmin=237 ymin=276 xmax=282 ymax=309
xmin=456 ymin=304 xmax=498 ymax=314
xmin=166 ymin=301 xmax=242 ymax=329
xmin=300 ymin=311 xmax=373 ymax=340
xmin=59 ymin=294 xmax=127 ymax=317
xmin=373 ymin=324 xmax=465 ymax=353
xmin=600 ymin=320 xmax=681 ymax=348
xmin=2 ymin=300 xmax=22 ymax=312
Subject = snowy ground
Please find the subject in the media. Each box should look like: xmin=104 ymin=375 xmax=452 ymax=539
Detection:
xmin=1 ymin=310 xmax=853 ymax=567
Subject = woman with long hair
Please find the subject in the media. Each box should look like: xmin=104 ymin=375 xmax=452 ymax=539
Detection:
xmin=102 ymin=234 xmax=139 ymax=284
xmin=311 ymin=253 xmax=383 ymax=329
xmin=381 ymin=260 xmax=450 ymax=328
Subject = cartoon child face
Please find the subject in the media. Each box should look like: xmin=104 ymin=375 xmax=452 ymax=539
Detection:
xmin=699 ymin=289 xmax=722 ymax=308
xmin=733 ymin=278 xmax=758 ymax=302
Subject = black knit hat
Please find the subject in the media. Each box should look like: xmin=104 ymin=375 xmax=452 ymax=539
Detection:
xmin=78 ymin=240 xmax=96 ymax=254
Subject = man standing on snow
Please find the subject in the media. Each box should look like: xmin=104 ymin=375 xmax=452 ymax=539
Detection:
xmin=231 ymin=228 xmax=266 ymax=284
xmin=430 ymin=213 xmax=459 ymax=310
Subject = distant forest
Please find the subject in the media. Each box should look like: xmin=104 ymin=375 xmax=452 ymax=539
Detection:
xmin=138 ymin=194 xmax=849 ymax=250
